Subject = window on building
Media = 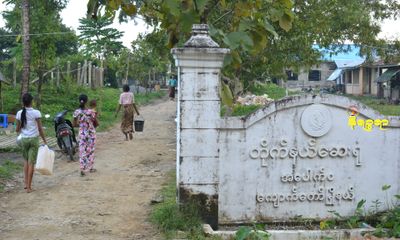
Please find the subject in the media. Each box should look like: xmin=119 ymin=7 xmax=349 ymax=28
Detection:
xmin=286 ymin=70 xmax=298 ymax=81
xmin=308 ymin=70 xmax=321 ymax=81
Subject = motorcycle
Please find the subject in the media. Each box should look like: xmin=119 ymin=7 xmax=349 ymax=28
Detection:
xmin=54 ymin=110 xmax=77 ymax=161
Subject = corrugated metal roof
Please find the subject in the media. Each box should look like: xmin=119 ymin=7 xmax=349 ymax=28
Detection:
xmin=314 ymin=45 xmax=366 ymax=62
xmin=335 ymin=59 xmax=365 ymax=69
xmin=327 ymin=68 xmax=343 ymax=81
xmin=375 ymin=69 xmax=400 ymax=83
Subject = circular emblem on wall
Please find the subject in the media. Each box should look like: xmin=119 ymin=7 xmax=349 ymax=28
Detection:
xmin=301 ymin=104 xmax=332 ymax=138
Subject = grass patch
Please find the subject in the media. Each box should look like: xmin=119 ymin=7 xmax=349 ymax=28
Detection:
xmin=135 ymin=91 xmax=166 ymax=105
xmin=0 ymin=146 xmax=21 ymax=153
xmin=344 ymin=94 xmax=400 ymax=116
xmin=249 ymin=83 xmax=286 ymax=100
xmin=0 ymin=160 xmax=22 ymax=192
xmin=151 ymin=171 xmax=221 ymax=240
xmin=231 ymin=105 xmax=261 ymax=117
xmin=221 ymin=105 xmax=262 ymax=117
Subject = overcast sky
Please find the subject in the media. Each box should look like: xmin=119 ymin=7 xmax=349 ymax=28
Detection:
xmin=0 ymin=0 xmax=399 ymax=49
xmin=0 ymin=0 xmax=149 ymax=49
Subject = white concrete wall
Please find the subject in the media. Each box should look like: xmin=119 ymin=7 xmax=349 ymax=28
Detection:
xmin=345 ymin=84 xmax=362 ymax=95
xmin=174 ymin=24 xmax=400 ymax=227
xmin=218 ymin=95 xmax=400 ymax=224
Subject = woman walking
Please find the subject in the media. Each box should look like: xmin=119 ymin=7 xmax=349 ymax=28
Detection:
xmin=16 ymin=93 xmax=47 ymax=193
xmin=73 ymin=94 xmax=98 ymax=176
xmin=115 ymin=84 xmax=140 ymax=141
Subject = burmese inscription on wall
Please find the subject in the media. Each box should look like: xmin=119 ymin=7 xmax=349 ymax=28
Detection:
xmin=218 ymin=99 xmax=399 ymax=223
xmin=250 ymin=138 xmax=360 ymax=208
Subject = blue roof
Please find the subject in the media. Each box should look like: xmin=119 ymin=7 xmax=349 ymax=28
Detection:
xmin=313 ymin=44 xmax=366 ymax=69
xmin=313 ymin=44 xmax=366 ymax=62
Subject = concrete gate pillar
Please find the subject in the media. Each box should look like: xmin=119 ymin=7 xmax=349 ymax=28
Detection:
xmin=172 ymin=24 xmax=229 ymax=229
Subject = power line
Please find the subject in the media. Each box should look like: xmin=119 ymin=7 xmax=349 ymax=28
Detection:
xmin=0 ymin=31 xmax=75 ymax=37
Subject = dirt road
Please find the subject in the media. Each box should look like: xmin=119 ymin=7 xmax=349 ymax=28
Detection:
xmin=0 ymin=98 xmax=176 ymax=240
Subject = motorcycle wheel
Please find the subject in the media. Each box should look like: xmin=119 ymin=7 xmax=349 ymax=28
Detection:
xmin=67 ymin=147 xmax=74 ymax=161
xmin=57 ymin=138 xmax=63 ymax=150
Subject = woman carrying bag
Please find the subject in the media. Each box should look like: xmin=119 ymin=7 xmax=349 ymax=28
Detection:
xmin=16 ymin=93 xmax=47 ymax=193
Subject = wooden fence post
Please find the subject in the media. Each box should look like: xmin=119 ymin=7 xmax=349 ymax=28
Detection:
xmin=83 ymin=60 xmax=87 ymax=86
xmin=92 ymin=65 xmax=96 ymax=88
xmin=77 ymin=63 xmax=81 ymax=85
xmin=51 ymin=71 xmax=54 ymax=86
xmin=100 ymin=60 xmax=104 ymax=87
xmin=96 ymin=67 xmax=100 ymax=88
xmin=56 ymin=57 xmax=60 ymax=88
xmin=13 ymin=58 xmax=16 ymax=87
xmin=67 ymin=61 xmax=71 ymax=79
xmin=88 ymin=61 xmax=92 ymax=88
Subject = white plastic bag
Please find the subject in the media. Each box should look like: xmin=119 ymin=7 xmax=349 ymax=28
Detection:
xmin=35 ymin=145 xmax=55 ymax=175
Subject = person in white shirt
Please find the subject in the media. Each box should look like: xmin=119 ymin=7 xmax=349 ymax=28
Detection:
xmin=16 ymin=93 xmax=47 ymax=193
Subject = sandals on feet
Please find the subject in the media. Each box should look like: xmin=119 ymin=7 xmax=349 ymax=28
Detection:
xmin=90 ymin=168 xmax=97 ymax=173
xmin=80 ymin=171 xmax=86 ymax=177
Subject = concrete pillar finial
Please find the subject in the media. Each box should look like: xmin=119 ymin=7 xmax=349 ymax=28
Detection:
xmin=184 ymin=24 xmax=220 ymax=48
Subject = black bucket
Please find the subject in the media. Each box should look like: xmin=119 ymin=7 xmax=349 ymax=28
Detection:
xmin=134 ymin=119 xmax=144 ymax=132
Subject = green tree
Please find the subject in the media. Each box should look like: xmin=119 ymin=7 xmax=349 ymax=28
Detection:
xmin=78 ymin=15 xmax=125 ymax=88
xmin=55 ymin=24 xmax=79 ymax=57
xmin=87 ymin=0 xmax=294 ymax=62
xmin=78 ymin=16 xmax=124 ymax=60
xmin=0 ymin=28 xmax=17 ymax=61
xmin=3 ymin=0 xmax=76 ymax=108
xmin=89 ymin=0 xmax=400 ymax=76
xmin=129 ymin=30 xmax=170 ymax=88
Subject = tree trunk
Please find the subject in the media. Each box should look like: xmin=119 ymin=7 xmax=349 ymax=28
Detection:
xmin=21 ymin=0 xmax=30 ymax=99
